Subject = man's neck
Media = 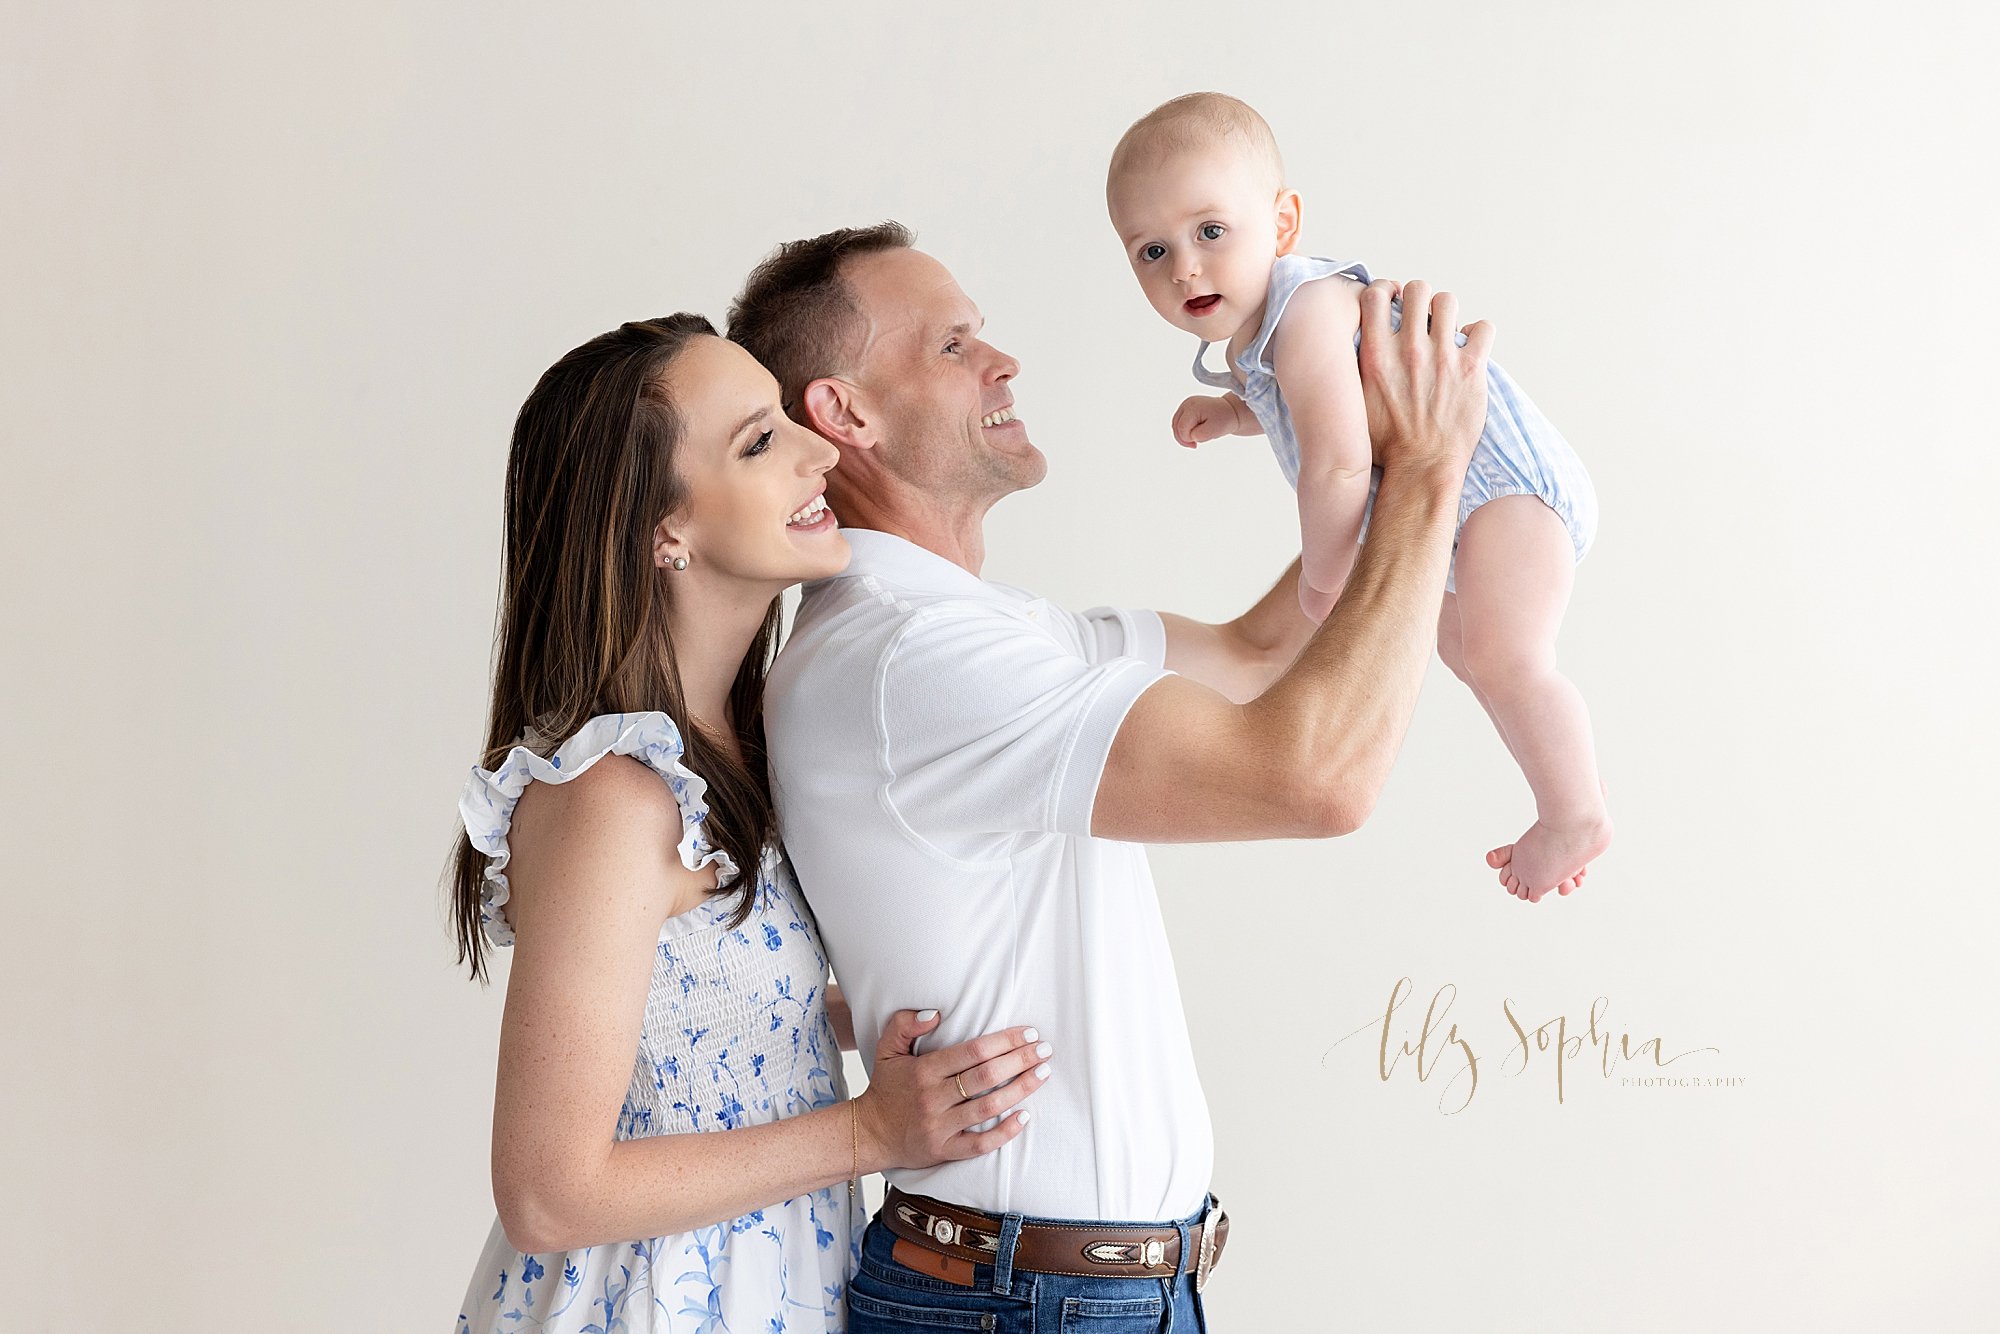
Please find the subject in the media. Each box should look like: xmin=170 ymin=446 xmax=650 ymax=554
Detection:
xmin=830 ymin=485 xmax=991 ymax=577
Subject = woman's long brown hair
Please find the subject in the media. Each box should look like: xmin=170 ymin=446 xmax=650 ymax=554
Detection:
xmin=448 ymin=313 xmax=779 ymax=982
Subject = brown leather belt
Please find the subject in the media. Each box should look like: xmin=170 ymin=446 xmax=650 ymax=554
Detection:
xmin=882 ymin=1186 xmax=1230 ymax=1291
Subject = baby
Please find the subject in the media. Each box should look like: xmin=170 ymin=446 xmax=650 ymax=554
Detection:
xmin=1106 ymin=92 xmax=1609 ymax=902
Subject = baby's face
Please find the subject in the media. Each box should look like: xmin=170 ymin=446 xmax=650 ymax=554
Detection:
xmin=1108 ymin=143 xmax=1289 ymax=341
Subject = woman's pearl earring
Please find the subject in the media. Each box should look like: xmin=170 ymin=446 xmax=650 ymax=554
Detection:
xmin=670 ymin=556 xmax=688 ymax=571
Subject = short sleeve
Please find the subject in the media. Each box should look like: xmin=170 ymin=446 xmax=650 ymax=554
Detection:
xmin=456 ymin=711 xmax=741 ymax=947
xmin=877 ymin=603 xmax=1168 ymax=849
xmin=1072 ymin=604 xmax=1167 ymax=670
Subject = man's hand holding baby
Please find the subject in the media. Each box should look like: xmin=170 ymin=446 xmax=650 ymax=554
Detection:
xmin=1357 ymin=278 xmax=1491 ymax=481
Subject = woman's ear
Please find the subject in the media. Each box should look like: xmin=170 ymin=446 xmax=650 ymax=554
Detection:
xmin=1274 ymin=188 xmax=1304 ymax=257
xmin=652 ymin=515 xmax=690 ymax=571
xmin=800 ymin=376 xmax=875 ymax=452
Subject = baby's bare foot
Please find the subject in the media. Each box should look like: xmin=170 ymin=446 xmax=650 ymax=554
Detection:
xmin=1486 ymin=813 xmax=1612 ymax=903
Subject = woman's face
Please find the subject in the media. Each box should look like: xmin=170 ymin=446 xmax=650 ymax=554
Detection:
xmin=658 ymin=335 xmax=847 ymax=591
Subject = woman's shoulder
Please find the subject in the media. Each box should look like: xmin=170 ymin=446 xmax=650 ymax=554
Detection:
xmin=507 ymin=749 xmax=679 ymax=843
xmin=505 ymin=753 xmax=716 ymax=936
xmin=457 ymin=711 xmax=743 ymax=947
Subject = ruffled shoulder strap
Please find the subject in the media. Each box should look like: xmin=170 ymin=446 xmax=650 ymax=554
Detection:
xmin=457 ymin=712 xmax=742 ymax=948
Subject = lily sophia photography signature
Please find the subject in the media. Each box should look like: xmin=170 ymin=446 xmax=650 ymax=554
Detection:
xmin=1325 ymin=977 xmax=1727 ymax=1115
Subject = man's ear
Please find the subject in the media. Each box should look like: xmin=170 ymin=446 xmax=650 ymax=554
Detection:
xmin=800 ymin=377 xmax=875 ymax=452
xmin=1274 ymin=188 xmax=1304 ymax=257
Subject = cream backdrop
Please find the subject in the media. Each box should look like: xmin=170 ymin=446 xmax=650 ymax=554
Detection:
xmin=5 ymin=2 xmax=1996 ymax=1330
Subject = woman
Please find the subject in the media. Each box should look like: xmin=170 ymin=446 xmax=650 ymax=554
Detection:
xmin=446 ymin=314 xmax=1051 ymax=1332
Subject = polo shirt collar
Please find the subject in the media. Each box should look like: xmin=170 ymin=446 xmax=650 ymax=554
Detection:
xmin=819 ymin=528 xmax=1000 ymax=601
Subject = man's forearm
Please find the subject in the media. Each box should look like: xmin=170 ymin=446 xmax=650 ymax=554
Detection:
xmin=1160 ymin=556 xmax=1316 ymax=703
xmin=1244 ymin=462 xmax=1461 ymax=827
xmin=825 ymin=982 xmax=856 ymax=1051
xmin=1224 ymin=553 xmax=1317 ymax=682
xmin=1094 ymin=277 xmax=1490 ymax=844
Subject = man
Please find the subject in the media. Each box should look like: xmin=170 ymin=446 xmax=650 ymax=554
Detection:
xmin=729 ymin=223 xmax=1489 ymax=1328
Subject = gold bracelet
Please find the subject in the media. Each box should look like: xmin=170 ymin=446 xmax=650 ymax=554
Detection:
xmin=848 ymin=1098 xmax=859 ymax=1200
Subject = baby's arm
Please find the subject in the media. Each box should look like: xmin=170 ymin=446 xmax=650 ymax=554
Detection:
xmin=1269 ymin=278 xmax=1373 ymax=620
xmin=1173 ymin=390 xmax=1262 ymax=448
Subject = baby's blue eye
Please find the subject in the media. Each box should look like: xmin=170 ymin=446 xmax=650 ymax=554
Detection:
xmin=1200 ymin=223 xmax=1225 ymax=241
xmin=1140 ymin=243 xmax=1166 ymax=263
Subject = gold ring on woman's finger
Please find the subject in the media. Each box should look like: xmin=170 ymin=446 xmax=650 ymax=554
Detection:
xmin=953 ymin=1074 xmax=970 ymax=1101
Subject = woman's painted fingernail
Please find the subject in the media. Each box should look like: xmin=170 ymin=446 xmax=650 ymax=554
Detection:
xmin=1022 ymin=1028 xmax=1039 ymax=1043
xmin=1016 ymin=1110 xmax=1031 ymax=1125
xmin=917 ymin=1009 xmax=938 ymax=1022
xmin=1035 ymin=1042 xmax=1052 ymax=1059
xmin=1035 ymin=1063 xmax=1052 ymax=1079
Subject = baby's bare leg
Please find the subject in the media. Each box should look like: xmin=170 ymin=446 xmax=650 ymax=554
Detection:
xmin=1439 ymin=588 xmax=1593 ymax=899
xmin=1435 ymin=590 xmax=1496 ymax=720
xmin=1452 ymin=495 xmax=1611 ymax=902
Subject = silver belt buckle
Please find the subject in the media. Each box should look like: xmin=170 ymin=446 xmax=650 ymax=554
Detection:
xmin=1194 ymin=1206 xmax=1219 ymax=1292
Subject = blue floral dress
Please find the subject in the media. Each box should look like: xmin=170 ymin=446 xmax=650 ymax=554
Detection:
xmin=454 ymin=712 xmax=863 ymax=1333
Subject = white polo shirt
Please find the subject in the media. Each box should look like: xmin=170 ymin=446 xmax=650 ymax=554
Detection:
xmin=765 ymin=529 xmax=1213 ymax=1223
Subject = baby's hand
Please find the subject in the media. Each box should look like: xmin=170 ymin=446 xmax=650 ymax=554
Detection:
xmin=1172 ymin=394 xmax=1240 ymax=448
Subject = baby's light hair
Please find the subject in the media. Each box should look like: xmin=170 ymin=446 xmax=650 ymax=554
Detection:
xmin=1108 ymin=92 xmax=1287 ymax=199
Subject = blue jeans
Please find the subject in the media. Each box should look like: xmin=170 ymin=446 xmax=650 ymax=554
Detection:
xmin=845 ymin=1198 xmax=1213 ymax=1333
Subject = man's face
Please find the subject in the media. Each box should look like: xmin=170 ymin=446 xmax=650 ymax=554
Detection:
xmin=842 ymin=248 xmax=1046 ymax=504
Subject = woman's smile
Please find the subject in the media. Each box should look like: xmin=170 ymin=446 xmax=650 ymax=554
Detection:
xmin=785 ymin=492 xmax=838 ymax=532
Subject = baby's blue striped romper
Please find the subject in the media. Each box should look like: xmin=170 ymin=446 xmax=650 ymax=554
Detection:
xmin=1191 ymin=254 xmax=1598 ymax=593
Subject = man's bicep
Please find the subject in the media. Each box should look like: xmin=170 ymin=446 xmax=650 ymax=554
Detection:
xmin=1092 ymin=675 xmax=1329 ymax=843
xmin=1159 ymin=610 xmax=1278 ymax=705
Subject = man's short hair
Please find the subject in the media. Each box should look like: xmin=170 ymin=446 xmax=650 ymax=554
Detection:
xmin=727 ymin=221 xmax=915 ymax=418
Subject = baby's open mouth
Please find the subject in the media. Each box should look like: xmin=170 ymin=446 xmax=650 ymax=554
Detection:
xmin=1183 ymin=294 xmax=1222 ymax=316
